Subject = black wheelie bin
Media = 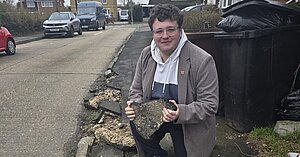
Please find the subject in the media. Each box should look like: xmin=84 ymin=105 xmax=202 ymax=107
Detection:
xmin=215 ymin=0 xmax=300 ymax=133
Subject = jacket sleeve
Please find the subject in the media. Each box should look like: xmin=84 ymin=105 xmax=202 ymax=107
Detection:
xmin=176 ymin=54 xmax=219 ymax=124
xmin=128 ymin=47 xmax=147 ymax=103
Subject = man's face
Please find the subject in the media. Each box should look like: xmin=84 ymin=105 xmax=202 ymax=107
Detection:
xmin=152 ymin=18 xmax=181 ymax=56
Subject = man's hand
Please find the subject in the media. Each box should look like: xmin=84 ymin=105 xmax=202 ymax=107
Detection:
xmin=125 ymin=101 xmax=136 ymax=121
xmin=162 ymin=100 xmax=179 ymax=122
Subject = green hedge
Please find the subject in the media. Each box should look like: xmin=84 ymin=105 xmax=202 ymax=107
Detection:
xmin=0 ymin=2 xmax=44 ymax=36
xmin=183 ymin=7 xmax=222 ymax=32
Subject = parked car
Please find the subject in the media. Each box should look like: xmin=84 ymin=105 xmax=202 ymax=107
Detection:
xmin=0 ymin=26 xmax=16 ymax=55
xmin=181 ymin=5 xmax=213 ymax=13
xmin=118 ymin=9 xmax=128 ymax=21
xmin=43 ymin=12 xmax=82 ymax=37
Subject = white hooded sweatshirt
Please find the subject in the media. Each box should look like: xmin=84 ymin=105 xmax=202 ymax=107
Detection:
xmin=150 ymin=29 xmax=188 ymax=101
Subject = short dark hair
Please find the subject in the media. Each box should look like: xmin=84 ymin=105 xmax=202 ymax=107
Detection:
xmin=148 ymin=4 xmax=184 ymax=31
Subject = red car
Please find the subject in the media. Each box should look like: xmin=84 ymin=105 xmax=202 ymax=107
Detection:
xmin=0 ymin=26 xmax=16 ymax=55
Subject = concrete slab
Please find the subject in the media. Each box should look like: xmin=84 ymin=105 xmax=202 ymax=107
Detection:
xmin=99 ymin=101 xmax=122 ymax=116
xmin=91 ymin=143 xmax=123 ymax=157
xmin=274 ymin=120 xmax=300 ymax=136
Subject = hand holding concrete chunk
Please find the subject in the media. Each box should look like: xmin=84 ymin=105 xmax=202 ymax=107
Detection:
xmin=131 ymin=99 xmax=177 ymax=139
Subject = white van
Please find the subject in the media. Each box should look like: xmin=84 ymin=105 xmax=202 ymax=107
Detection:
xmin=119 ymin=9 xmax=128 ymax=21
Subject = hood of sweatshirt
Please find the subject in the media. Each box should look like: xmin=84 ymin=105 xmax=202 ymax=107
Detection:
xmin=151 ymin=29 xmax=188 ymax=64
xmin=150 ymin=29 xmax=188 ymax=93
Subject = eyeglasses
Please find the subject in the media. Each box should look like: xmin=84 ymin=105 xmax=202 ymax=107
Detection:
xmin=152 ymin=27 xmax=180 ymax=36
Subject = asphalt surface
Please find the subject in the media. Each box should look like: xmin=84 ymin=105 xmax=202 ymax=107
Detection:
xmin=14 ymin=23 xmax=257 ymax=157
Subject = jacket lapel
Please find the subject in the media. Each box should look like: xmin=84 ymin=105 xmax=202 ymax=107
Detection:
xmin=178 ymin=42 xmax=191 ymax=104
xmin=144 ymin=54 xmax=156 ymax=101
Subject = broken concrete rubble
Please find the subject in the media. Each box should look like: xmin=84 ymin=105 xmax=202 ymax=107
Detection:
xmin=132 ymin=99 xmax=177 ymax=139
xmin=93 ymin=113 xmax=135 ymax=149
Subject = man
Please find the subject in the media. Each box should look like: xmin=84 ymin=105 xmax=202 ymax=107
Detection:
xmin=125 ymin=4 xmax=219 ymax=157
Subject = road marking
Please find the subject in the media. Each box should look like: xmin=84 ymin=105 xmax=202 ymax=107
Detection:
xmin=94 ymin=32 xmax=103 ymax=36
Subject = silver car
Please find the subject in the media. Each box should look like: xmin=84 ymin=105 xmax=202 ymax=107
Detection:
xmin=181 ymin=5 xmax=213 ymax=13
xmin=43 ymin=12 xmax=82 ymax=37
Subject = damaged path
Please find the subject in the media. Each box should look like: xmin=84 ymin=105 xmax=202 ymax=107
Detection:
xmin=79 ymin=24 xmax=257 ymax=157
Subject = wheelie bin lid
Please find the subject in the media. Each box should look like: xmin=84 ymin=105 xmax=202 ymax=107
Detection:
xmin=216 ymin=0 xmax=300 ymax=34
xmin=221 ymin=0 xmax=300 ymax=17
xmin=214 ymin=24 xmax=300 ymax=39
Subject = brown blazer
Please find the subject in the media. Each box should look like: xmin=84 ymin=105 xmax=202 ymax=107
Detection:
xmin=129 ymin=41 xmax=219 ymax=157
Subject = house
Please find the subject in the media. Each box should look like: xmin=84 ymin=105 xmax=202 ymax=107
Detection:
xmin=69 ymin=0 xmax=118 ymax=20
xmin=102 ymin=0 xmax=118 ymax=20
xmin=21 ymin=0 xmax=65 ymax=16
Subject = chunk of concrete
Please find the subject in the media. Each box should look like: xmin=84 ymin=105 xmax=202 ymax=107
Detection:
xmin=99 ymin=101 xmax=122 ymax=116
xmin=105 ymin=69 xmax=114 ymax=78
xmin=76 ymin=136 xmax=95 ymax=157
xmin=91 ymin=142 xmax=124 ymax=157
xmin=274 ymin=120 xmax=300 ymax=136
xmin=132 ymin=99 xmax=176 ymax=139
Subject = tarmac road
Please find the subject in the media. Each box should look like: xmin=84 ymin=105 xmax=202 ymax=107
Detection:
xmin=0 ymin=24 xmax=136 ymax=157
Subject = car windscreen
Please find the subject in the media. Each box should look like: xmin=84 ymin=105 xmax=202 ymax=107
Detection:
xmin=120 ymin=10 xmax=128 ymax=15
xmin=49 ymin=13 xmax=70 ymax=20
xmin=77 ymin=7 xmax=96 ymax=15
xmin=181 ymin=6 xmax=194 ymax=12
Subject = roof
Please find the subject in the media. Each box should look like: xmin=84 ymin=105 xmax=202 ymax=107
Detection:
xmin=77 ymin=1 xmax=103 ymax=7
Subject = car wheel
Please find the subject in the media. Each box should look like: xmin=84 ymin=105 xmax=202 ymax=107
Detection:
xmin=5 ymin=38 xmax=16 ymax=55
xmin=95 ymin=22 xmax=99 ymax=31
xmin=44 ymin=33 xmax=48 ymax=38
xmin=78 ymin=26 xmax=82 ymax=35
xmin=68 ymin=26 xmax=74 ymax=37
xmin=102 ymin=23 xmax=105 ymax=30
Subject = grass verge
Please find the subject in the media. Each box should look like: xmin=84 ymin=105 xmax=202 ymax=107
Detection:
xmin=247 ymin=127 xmax=300 ymax=156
